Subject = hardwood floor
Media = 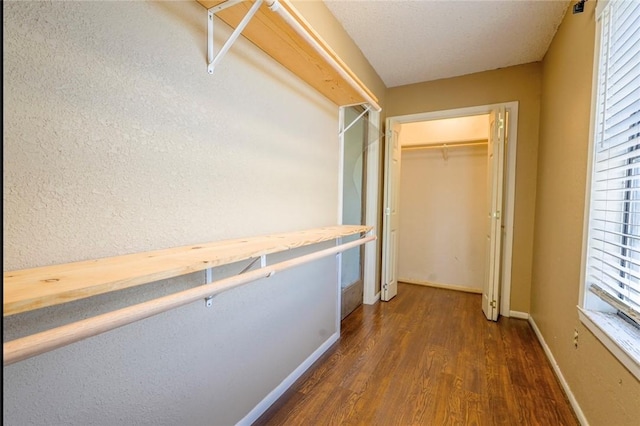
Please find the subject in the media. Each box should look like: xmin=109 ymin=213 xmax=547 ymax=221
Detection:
xmin=254 ymin=283 xmax=578 ymax=426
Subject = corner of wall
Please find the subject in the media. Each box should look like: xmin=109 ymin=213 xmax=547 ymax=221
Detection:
xmin=532 ymin=1 xmax=640 ymax=424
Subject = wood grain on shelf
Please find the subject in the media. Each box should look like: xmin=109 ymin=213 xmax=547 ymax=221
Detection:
xmin=4 ymin=234 xmax=375 ymax=366
xmin=3 ymin=225 xmax=372 ymax=316
xmin=196 ymin=0 xmax=378 ymax=107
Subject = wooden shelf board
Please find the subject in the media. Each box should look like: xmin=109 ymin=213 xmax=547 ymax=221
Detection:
xmin=3 ymin=225 xmax=372 ymax=316
xmin=197 ymin=0 xmax=378 ymax=107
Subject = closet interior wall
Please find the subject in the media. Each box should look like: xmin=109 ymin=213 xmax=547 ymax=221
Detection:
xmin=398 ymin=116 xmax=490 ymax=292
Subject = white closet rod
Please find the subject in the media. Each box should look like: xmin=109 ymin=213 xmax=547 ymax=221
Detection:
xmin=267 ymin=0 xmax=382 ymax=112
xmin=402 ymin=139 xmax=488 ymax=151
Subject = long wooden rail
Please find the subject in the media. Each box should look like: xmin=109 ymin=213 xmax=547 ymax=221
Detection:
xmin=4 ymin=233 xmax=375 ymax=366
xmin=3 ymin=225 xmax=371 ymax=316
xmin=197 ymin=0 xmax=380 ymax=110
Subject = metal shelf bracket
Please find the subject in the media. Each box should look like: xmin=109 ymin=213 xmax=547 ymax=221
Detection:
xmin=208 ymin=0 xmax=264 ymax=74
xmin=339 ymin=105 xmax=372 ymax=137
xmin=204 ymin=267 xmax=214 ymax=307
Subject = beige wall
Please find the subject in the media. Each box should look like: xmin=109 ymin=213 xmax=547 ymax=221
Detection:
xmin=387 ymin=62 xmax=542 ymax=312
xmin=532 ymin=1 xmax=640 ymax=424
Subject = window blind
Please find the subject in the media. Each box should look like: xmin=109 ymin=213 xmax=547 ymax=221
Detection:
xmin=587 ymin=0 xmax=640 ymax=324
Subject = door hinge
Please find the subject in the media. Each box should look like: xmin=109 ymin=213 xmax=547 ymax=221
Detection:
xmin=493 ymin=211 xmax=501 ymax=219
xmin=490 ymin=300 xmax=497 ymax=308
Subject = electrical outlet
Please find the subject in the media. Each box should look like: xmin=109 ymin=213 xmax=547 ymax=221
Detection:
xmin=573 ymin=329 xmax=579 ymax=348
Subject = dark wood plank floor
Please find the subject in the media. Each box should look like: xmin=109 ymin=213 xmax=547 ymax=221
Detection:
xmin=254 ymin=283 xmax=578 ymax=426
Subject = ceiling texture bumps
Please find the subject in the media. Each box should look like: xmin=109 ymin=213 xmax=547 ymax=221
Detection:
xmin=324 ymin=0 xmax=571 ymax=87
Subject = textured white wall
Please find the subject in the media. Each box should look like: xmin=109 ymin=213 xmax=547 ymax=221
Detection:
xmin=398 ymin=146 xmax=488 ymax=291
xmin=3 ymin=1 xmax=340 ymax=424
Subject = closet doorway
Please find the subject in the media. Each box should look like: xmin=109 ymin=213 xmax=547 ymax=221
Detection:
xmin=381 ymin=102 xmax=518 ymax=320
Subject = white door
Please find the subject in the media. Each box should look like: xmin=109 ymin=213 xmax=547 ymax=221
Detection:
xmin=482 ymin=107 xmax=506 ymax=321
xmin=382 ymin=121 xmax=402 ymax=301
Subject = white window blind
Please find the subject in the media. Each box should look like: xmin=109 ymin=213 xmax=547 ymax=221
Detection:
xmin=586 ymin=0 xmax=640 ymax=325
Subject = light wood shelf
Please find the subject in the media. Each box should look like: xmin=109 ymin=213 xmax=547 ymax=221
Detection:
xmin=3 ymin=225 xmax=372 ymax=317
xmin=197 ymin=0 xmax=379 ymax=108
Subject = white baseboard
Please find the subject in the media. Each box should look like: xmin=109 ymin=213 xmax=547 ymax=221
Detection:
xmin=528 ymin=316 xmax=588 ymax=426
xmin=399 ymin=278 xmax=483 ymax=294
xmin=364 ymin=291 xmax=381 ymax=305
xmin=237 ymin=331 xmax=340 ymax=426
xmin=509 ymin=310 xmax=530 ymax=319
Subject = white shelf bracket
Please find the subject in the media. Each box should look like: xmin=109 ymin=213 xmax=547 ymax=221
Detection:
xmin=207 ymin=0 xmax=264 ymax=74
xmin=202 ymin=253 xmax=266 ymax=307
xmin=339 ymin=105 xmax=372 ymax=137
xmin=204 ymin=268 xmax=214 ymax=307
xmin=239 ymin=254 xmax=267 ymax=274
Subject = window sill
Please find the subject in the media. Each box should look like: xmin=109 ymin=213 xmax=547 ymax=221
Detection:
xmin=578 ymin=307 xmax=640 ymax=380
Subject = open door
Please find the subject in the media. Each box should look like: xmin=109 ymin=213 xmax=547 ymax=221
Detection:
xmin=382 ymin=121 xmax=401 ymax=301
xmin=482 ymin=107 xmax=506 ymax=321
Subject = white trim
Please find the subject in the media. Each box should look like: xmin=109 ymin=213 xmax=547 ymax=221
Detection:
xmin=364 ymin=109 xmax=381 ymax=305
xmin=596 ymin=0 xmax=609 ymax=17
xmin=237 ymin=331 xmax=340 ymax=426
xmin=578 ymin=307 xmax=640 ymax=380
xmin=579 ymin=0 xmax=610 ymax=312
xmin=336 ymin=249 xmax=342 ymax=333
xmin=337 ymin=109 xmax=345 ymax=223
xmin=336 ymin=107 xmax=345 ymax=330
xmin=528 ymin=317 xmax=588 ymax=426
xmin=509 ymin=310 xmax=530 ymax=320
xmin=577 ymin=0 xmax=640 ymax=376
xmin=399 ymin=278 xmax=482 ymax=294
xmin=385 ymin=102 xmax=518 ymax=316
xmin=500 ymin=103 xmax=518 ymax=317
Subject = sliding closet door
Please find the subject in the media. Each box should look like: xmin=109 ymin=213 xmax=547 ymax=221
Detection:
xmin=340 ymin=105 xmax=368 ymax=319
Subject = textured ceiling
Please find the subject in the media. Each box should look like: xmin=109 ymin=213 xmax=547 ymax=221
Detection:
xmin=323 ymin=0 xmax=571 ymax=88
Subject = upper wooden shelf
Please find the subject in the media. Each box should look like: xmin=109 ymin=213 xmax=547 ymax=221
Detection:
xmin=197 ymin=0 xmax=379 ymax=109
xmin=3 ymin=225 xmax=372 ymax=317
